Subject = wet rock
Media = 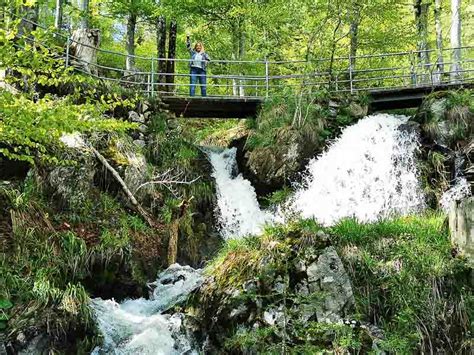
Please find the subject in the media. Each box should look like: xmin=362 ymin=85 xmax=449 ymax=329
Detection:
xmin=45 ymin=152 xmax=95 ymax=209
xmin=18 ymin=334 xmax=48 ymax=355
xmin=306 ymin=246 xmax=355 ymax=322
xmin=128 ymin=110 xmax=141 ymax=122
xmin=148 ymin=263 xmax=204 ymax=311
xmin=141 ymin=102 xmax=150 ymax=113
xmin=263 ymin=307 xmax=284 ymax=326
xmin=144 ymin=111 xmax=152 ymax=120
xmin=449 ymin=197 xmax=474 ymax=267
xmin=229 ymin=305 xmax=248 ymax=319
xmin=138 ymin=124 xmax=148 ymax=133
xmin=133 ymin=139 xmax=146 ymax=148
xmin=348 ymin=102 xmax=368 ymax=118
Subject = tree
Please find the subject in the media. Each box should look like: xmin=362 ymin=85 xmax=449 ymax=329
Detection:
xmin=414 ymin=0 xmax=430 ymax=80
xmin=156 ymin=15 xmax=167 ymax=86
xmin=79 ymin=0 xmax=90 ymax=29
xmin=54 ymin=0 xmax=64 ymax=29
xmin=434 ymin=0 xmax=444 ymax=82
xmin=450 ymin=0 xmax=462 ymax=81
xmin=106 ymin=0 xmax=156 ymax=73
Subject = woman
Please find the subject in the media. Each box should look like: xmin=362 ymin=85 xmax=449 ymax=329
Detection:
xmin=186 ymin=35 xmax=210 ymax=97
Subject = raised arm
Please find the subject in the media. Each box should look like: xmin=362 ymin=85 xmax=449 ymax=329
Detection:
xmin=186 ymin=35 xmax=193 ymax=55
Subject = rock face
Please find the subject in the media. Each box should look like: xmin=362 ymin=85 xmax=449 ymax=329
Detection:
xmin=190 ymin=230 xmax=355 ymax=350
xmin=412 ymin=91 xmax=473 ymax=207
xmin=245 ymin=126 xmax=311 ymax=193
xmin=305 ymin=246 xmax=355 ymax=322
xmin=449 ymin=197 xmax=474 ymax=266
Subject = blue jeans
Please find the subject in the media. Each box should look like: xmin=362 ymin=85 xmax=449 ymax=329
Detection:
xmin=190 ymin=67 xmax=207 ymax=96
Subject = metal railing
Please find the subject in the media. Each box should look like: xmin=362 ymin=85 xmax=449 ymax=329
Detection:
xmin=5 ymin=13 xmax=474 ymax=98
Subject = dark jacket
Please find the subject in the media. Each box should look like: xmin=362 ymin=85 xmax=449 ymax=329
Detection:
xmin=186 ymin=38 xmax=210 ymax=71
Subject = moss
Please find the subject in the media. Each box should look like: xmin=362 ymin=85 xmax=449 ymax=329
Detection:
xmin=201 ymin=215 xmax=471 ymax=354
xmin=330 ymin=215 xmax=471 ymax=353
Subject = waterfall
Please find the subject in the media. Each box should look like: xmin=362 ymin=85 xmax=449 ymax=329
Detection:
xmin=90 ymin=264 xmax=203 ymax=355
xmin=91 ymin=114 xmax=427 ymax=353
xmin=208 ymin=148 xmax=272 ymax=239
xmin=208 ymin=114 xmax=425 ymax=235
xmin=292 ymin=114 xmax=424 ymax=225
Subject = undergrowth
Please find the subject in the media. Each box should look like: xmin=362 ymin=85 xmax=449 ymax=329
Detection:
xmin=204 ymin=214 xmax=472 ymax=354
xmin=0 ymin=173 xmax=161 ymax=352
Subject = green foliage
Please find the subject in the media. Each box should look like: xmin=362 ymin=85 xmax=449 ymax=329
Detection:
xmin=331 ymin=215 xmax=471 ymax=353
xmin=205 ymin=215 xmax=471 ymax=353
xmin=0 ymin=91 xmax=136 ymax=164
xmin=262 ymin=186 xmax=293 ymax=207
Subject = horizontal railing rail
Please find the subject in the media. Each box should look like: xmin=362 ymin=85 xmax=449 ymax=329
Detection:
xmin=4 ymin=12 xmax=474 ymax=99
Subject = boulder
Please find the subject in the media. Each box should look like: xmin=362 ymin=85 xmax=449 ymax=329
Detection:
xmin=306 ymin=246 xmax=355 ymax=322
xmin=449 ymin=197 xmax=474 ymax=267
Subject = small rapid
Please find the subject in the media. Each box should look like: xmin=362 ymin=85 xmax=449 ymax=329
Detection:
xmin=208 ymin=148 xmax=272 ymax=239
xmin=90 ymin=264 xmax=203 ymax=355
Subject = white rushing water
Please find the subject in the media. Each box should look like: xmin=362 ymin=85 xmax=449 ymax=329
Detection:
xmin=208 ymin=148 xmax=272 ymax=239
xmin=439 ymin=177 xmax=471 ymax=211
xmin=208 ymin=114 xmax=425 ymax=235
xmin=292 ymin=114 xmax=424 ymax=225
xmin=91 ymin=264 xmax=203 ymax=355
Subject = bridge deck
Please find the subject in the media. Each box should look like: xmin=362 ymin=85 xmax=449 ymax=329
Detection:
xmin=162 ymin=83 xmax=473 ymax=118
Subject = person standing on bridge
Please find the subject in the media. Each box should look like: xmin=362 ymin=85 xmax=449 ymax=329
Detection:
xmin=186 ymin=34 xmax=210 ymax=97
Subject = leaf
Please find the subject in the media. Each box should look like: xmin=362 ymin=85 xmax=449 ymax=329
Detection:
xmin=0 ymin=299 xmax=13 ymax=310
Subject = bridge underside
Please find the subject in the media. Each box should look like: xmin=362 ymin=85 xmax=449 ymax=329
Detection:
xmin=369 ymin=83 xmax=473 ymax=111
xmin=162 ymin=83 xmax=473 ymax=119
xmin=161 ymin=97 xmax=263 ymax=118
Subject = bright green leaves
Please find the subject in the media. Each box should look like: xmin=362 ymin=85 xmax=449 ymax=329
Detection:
xmin=0 ymin=299 xmax=13 ymax=330
xmin=0 ymin=91 xmax=136 ymax=164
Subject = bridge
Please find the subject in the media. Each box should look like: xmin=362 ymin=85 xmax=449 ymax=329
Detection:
xmin=8 ymin=15 xmax=474 ymax=118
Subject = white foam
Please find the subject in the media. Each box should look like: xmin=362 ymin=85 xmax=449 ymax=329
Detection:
xmin=291 ymin=114 xmax=424 ymax=225
xmin=208 ymin=148 xmax=272 ymax=239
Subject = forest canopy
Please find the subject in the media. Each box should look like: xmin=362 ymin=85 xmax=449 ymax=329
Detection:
xmin=3 ymin=0 xmax=473 ymax=67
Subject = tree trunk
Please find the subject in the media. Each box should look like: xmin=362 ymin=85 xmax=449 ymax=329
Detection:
xmin=434 ymin=0 xmax=444 ymax=83
xmin=156 ymin=15 xmax=167 ymax=87
xmin=54 ymin=0 xmax=63 ymax=30
xmin=238 ymin=27 xmax=246 ymax=97
xmin=349 ymin=4 xmax=361 ymax=70
xmin=167 ymin=219 xmax=179 ymax=265
xmin=450 ymin=0 xmax=462 ymax=82
xmin=70 ymin=28 xmax=100 ymax=74
xmin=414 ymin=0 xmax=430 ymax=81
xmin=78 ymin=0 xmax=89 ymax=30
xmin=17 ymin=4 xmax=38 ymax=38
xmin=231 ymin=19 xmax=246 ymax=96
xmin=126 ymin=13 xmax=137 ymax=73
xmin=166 ymin=20 xmax=177 ymax=92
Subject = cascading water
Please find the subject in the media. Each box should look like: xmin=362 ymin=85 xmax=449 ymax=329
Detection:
xmin=90 ymin=264 xmax=203 ymax=355
xmin=291 ymin=114 xmax=424 ymax=225
xmin=208 ymin=148 xmax=272 ymax=239
xmin=208 ymin=114 xmax=425 ymax=235
xmin=440 ymin=177 xmax=471 ymax=211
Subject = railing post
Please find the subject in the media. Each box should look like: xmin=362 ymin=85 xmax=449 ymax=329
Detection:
xmin=348 ymin=55 xmax=353 ymax=94
xmin=410 ymin=51 xmax=417 ymax=86
xmin=265 ymin=59 xmax=269 ymax=98
xmin=65 ymin=35 xmax=70 ymax=68
xmin=150 ymin=58 xmax=155 ymax=97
